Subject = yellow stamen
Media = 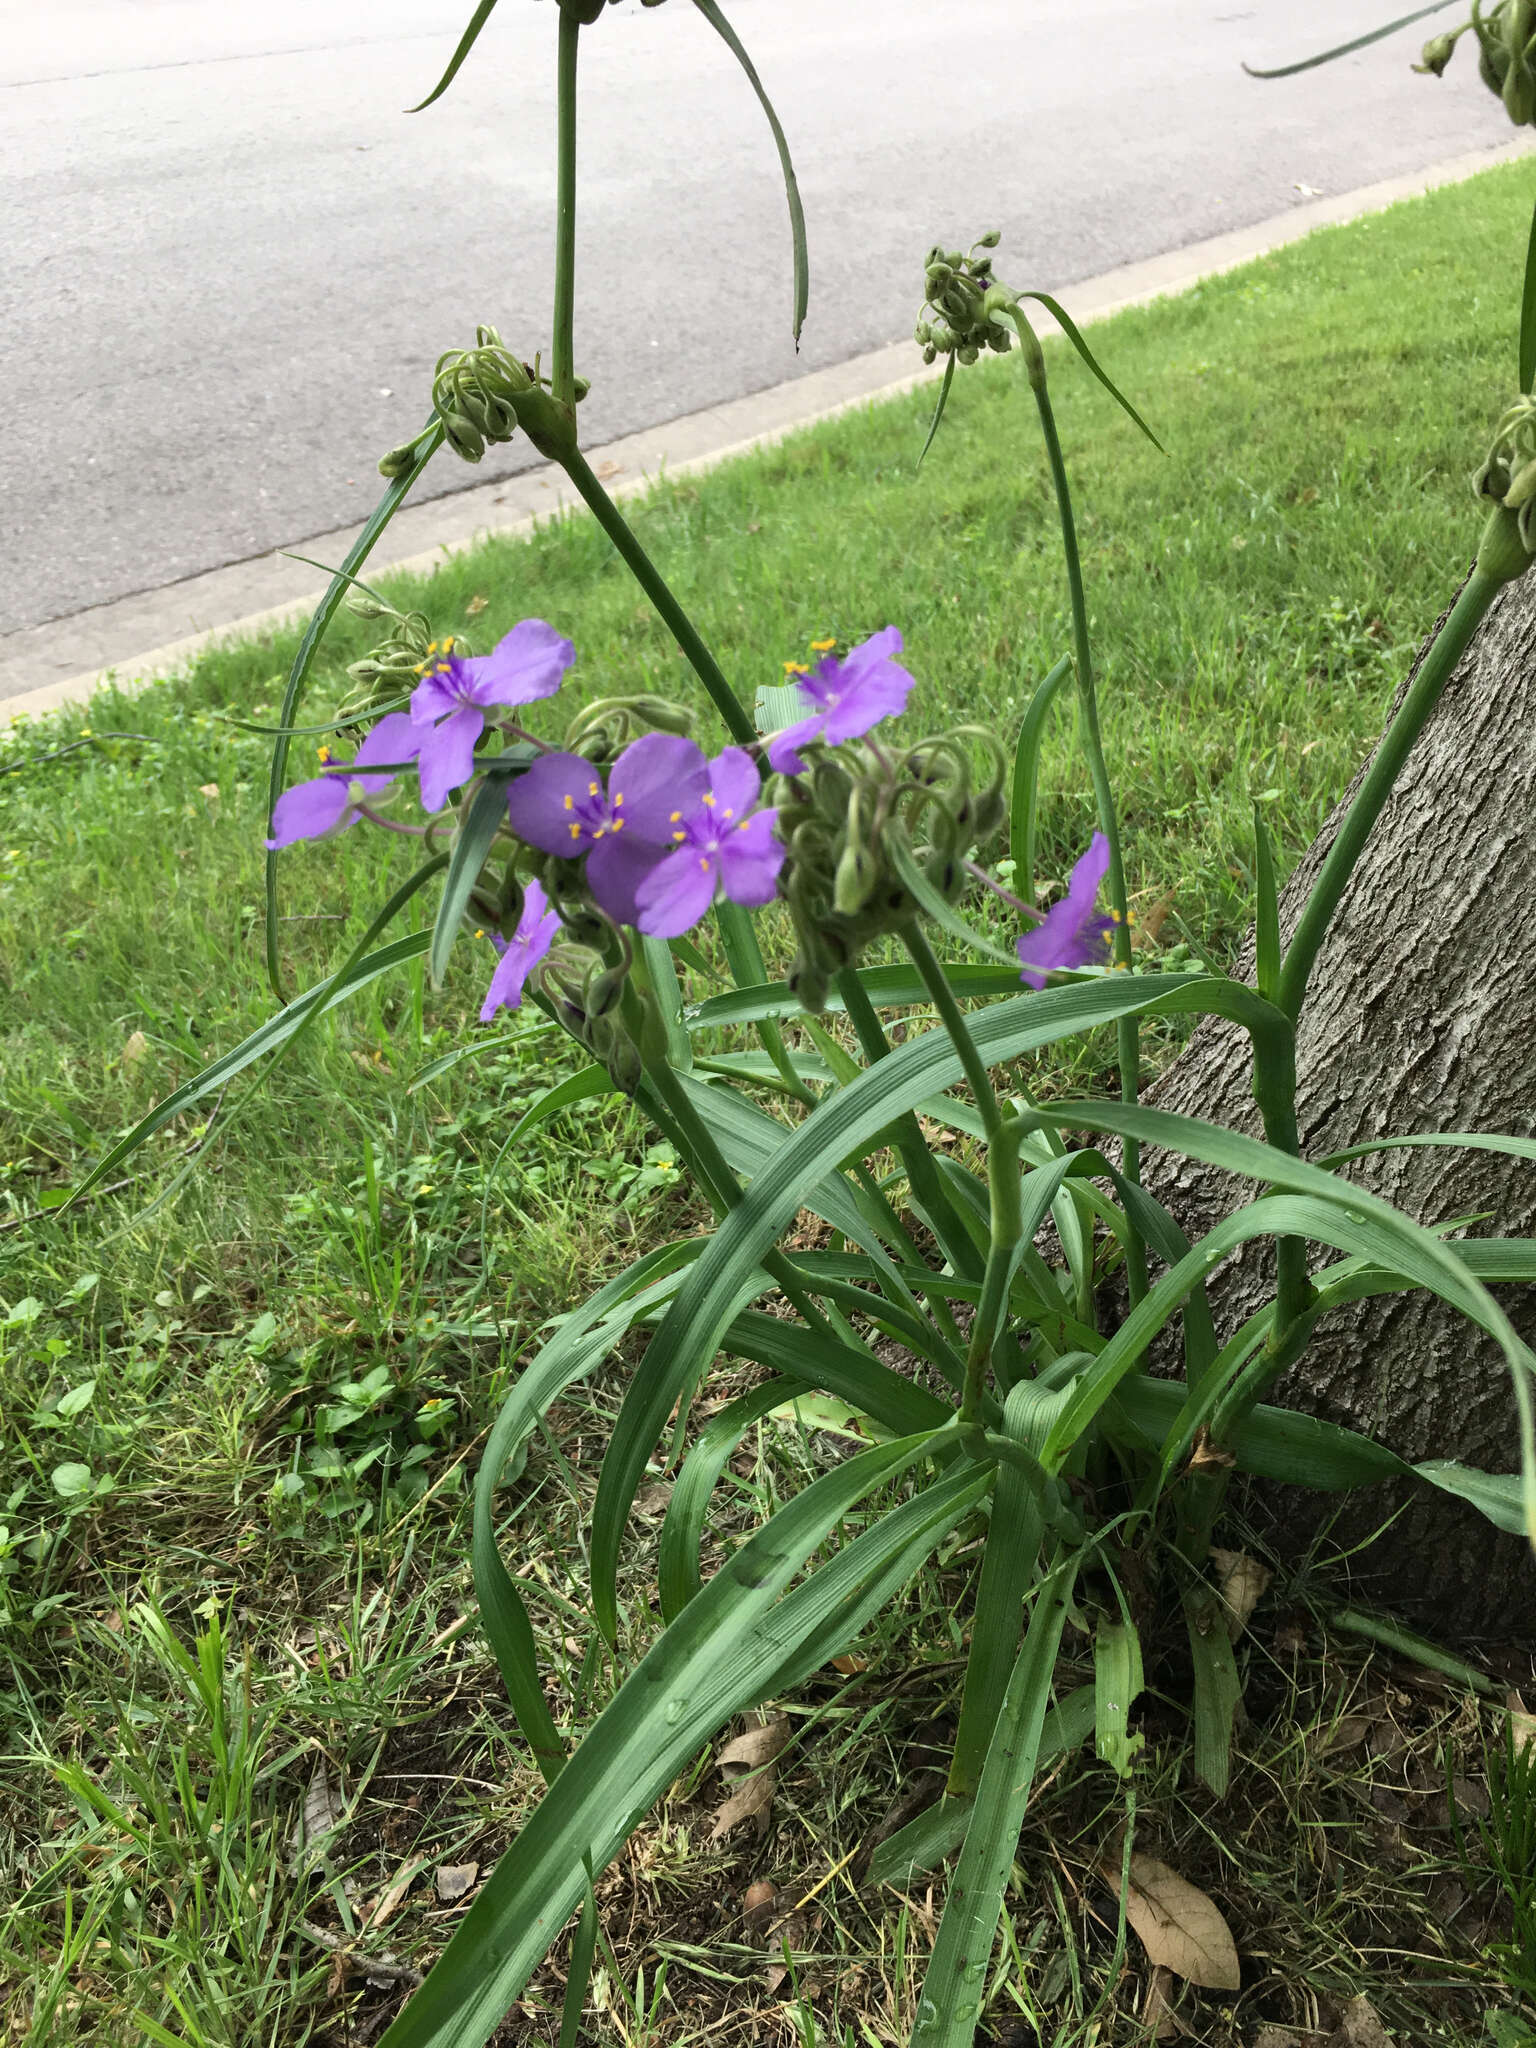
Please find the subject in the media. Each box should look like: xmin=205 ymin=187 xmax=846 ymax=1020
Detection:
xmin=722 ymin=807 xmax=734 ymax=821
xmin=698 ymin=856 xmax=710 ymax=870
xmin=672 ymin=829 xmax=687 ymax=842
xmin=784 ymin=661 xmax=809 ymax=676
xmin=611 ymin=816 xmax=624 ymax=831
xmin=702 ymin=793 xmax=716 ymax=808
xmin=563 ymin=793 xmax=574 ymax=810
xmin=587 ymin=781 xmax=600 ymax=797
xmin=569 ymin=821 xmax=582 ymax=841
xmin=668 ymin=810 xmax=682 ymax=823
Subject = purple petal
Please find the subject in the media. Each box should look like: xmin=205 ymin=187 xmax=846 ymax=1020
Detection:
xmin=460 ymin=618 xmax=575 ymax=708
xmin=265 ymin=775 xmax=356 ymax=849
xmin=354 ymin=711 xmax=424 ymax=770
xmin=410 ymin=669 xmax=460 ymax=726
xmin=417 ymin=705 xmax=485 ymax=812
xmin=586 ymin=833 xmax=672 ymax=927
xmin=705 ymin=746 xmax=761 ymax=823
xmin=504 ymin=751 xmax=605 ymax=856
xmin=514 ymin=875 xmax=561 ymax=951
xmin=1016 ymin=834 xmax=1114 ymax=987
xmin=1060 ymin=831 xmax=1112 ymax=919
xmin=820 ymin=636 xmax=915 ymax=746
xmin=607 ymin=731 xmax=710 ymax=842
xmin=764 ymin=712 xmax=827 ymax=776
xmin=479 ymin=905 xmax=558 ymax=1020
xmin=717 ymin=809 xmax=784 ymax=908
xmin=843 ymin=625 xmax=905 ymax=671
xmin=634 ymin=846 xmax=721 ymax=937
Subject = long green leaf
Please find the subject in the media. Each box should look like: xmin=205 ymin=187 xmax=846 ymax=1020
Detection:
xmin=1313 ymin=1129 xmax=1536 ymax=1171
xmin=688 ymin=961 xmax=1025 ymax=1030
xmin=640 ymin=935 xmax=693 ymax=1072
xmin=948 ymin=1382 xmax=1049 ymax=1795
xmin=431 ymin=779 xmax=512 ymax=987
xmin=1029 ymin=1101 xmax=1536 ymax=1536
xmin=66 ymin=930 xmax=432 ymax=1206
xmin=658 ymin=1378 xmax=802 ymax=1620
xmin=381 ymin=1433 xmax=958 ymax=2048
xmin=909 ymin=1554 xmax=1082 ymax=2046
xmin=1018 ymin=291 xmax=1164 ymax=451
xmin=472 ymin=1238 xmax=708 ymax=1778
xmin=1522 ymin=193 xmax=1536 ymax=395
xmin=1243 ymin=0 xmax=1458 ymax=78
xmin=1094 ymin=1616 xmax=1145 ymax=1779
xmin=1183 ymin=1585 xmax=1241 ymax=1796
xmin=1009 ymin=655 xmax=1072 ymax=903
xmin=690 ymin=0 xmax=807 ymax=342
xmin=1253 ymin=806 xmax=1280 ymax=1005
xmin=265 ymin=426 xmax=443 ymax=996
xmin=590 ymin=974 xmax=1282 ymax=1637
xmin=408 ymin=0 xmax=501 ymax=111
xmin=917 ymin=351 xmax=957 ymax=470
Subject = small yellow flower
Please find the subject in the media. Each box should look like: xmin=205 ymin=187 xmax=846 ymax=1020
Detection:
xmin=783 ymin=660 xmax=809 ymax=676
xmin=809 ymin=636 xmax=836 ymax=652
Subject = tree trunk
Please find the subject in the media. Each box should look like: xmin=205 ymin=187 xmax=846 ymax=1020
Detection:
xmin=1145 ymin=568 xmax=1536 ymax=1645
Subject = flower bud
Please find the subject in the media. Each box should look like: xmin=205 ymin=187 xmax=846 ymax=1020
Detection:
xmin=833 ymin=837 xmax=879 ymax=916
xmin=346 ymin=590 xmax=396 ymax=622
xmin=442 ymin=412 xmax=486 ymax=463
xmin=974 ymin=229 xmax=1002 ymax=249
xmin=377 ymin=439 xmax=423 ymax=479
xmin=1414 ymin=30 xmax=1458 ymax=74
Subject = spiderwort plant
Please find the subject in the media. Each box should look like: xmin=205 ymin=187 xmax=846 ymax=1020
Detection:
xmin=76 ymin=6 xmax=1536 ymax=2047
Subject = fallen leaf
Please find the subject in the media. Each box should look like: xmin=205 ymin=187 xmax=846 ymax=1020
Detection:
xmin=712 ymin=1712 xmax=790 ymax=1843
xmin=1141 ymin=1963 xmax=1189 ymax=2040
xmin=1133 ymin=891 xmax=1177 ymax=949
xmin=1210 ymin=1548 xmax=1271 ymax=1641
xmin=594 ymin=461 xmax=623 ymax=480
xmin=1506 ymin=1690 xmax=1536 ymax=1757
xmin=367 ymin=1857 xmax=425 ymax=1930
xmin=742 ymin=1879 xmax=777 ymax=1932
xmin=634 ymin=1483 xmax=673 ymax=1517
xmin=464 ymin=593 xmax=489 ymax=615
xmin=1310 ymin=1714 xmax=1375 ymax=1758
xmin=197 ymin=782 xmax=220 ymax=802
xmin=1186 ymin=1426 xmax=1234 ymax=1473
xmin=435 ymin=1862 xmax=479 ymax=1903
xmin=291 ymin=1758 xmax=345 ymax=1867
xmin=715 ymin=1715 xmax=791 ymax=1773
xmin=1328 ymin=1995 xmax=1392 ymax=2048
xmin=121 ymin=1030 xmax=149 ymax=1066
xmin=831 ymin=1654 xmax=868 ymax=1675
xmin=1104 ymin=1853 xmax=1241 ymax=1990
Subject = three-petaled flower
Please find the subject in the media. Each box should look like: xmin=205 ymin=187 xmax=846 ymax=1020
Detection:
xmin=410 ymin=618 xmax=574 ymax=813
xmin=634 ymin=746 xmax=783 ymax=936
xmin=505 ymin=731 xmax=710 ymax=925
xmin=1015 ymin=832 xmax=1115 ymax=988
xmin=765 ymin=626 xmax=916 ymax=774
xmin=480 ymin=878 xmax=561 ymax=1021
xmin=264 ymin=713 xmax=423 ymax=849
xmin=503 ymin=732 xmax=783 ymax=935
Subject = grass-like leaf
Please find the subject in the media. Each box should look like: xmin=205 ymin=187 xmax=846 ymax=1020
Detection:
xmin=1009 ymin=654 xmax=1072 ymax=903
xmin=1018 ymin=291 xmax=1164 ymax=451
xmin=408 ymin=0 xmax=501 ymax=112
xmin=690 ymin=0 xmax=808 ymax=343
xmin=430 ymin=778 xmax=511 ymax=988
xmin=1242 ymin=0 xmax=1458 ymax=78
xmin=265 ymin=425 xmax=443 ymax=997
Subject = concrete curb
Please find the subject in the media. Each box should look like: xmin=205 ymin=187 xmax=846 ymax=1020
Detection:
xmin=5 ymin=134 xmax=1531 ymax=727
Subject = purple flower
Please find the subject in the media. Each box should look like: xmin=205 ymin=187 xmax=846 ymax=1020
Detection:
xmin=480 ymin=878 xmax=560 ymax=1021
xmin=765 ymin=627 xmax=916 ymax=775
xmin=1016 ymin=832 xmax=1115 ymax=988
xmin=504 ymin=731 xmax=710 ymax=925
xmin=410 ymin=618 xmax=574 ymax=813
xmin=635 ymin=747 xmax=784 ymax=937
xmin=264 ymin=713 xmax=423 ymax=849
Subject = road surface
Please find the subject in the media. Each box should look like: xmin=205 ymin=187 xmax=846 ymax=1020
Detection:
xmin=0 ymin=0 xmax=1513 ymax=652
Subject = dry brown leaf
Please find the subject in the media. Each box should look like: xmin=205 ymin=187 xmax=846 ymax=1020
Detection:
xmin=366 ymin=1857 xmax=425 ymax=1931
xmin=1133 ymin=890 xmax=1177 ymax=949
xmin=1106 ymin=1853 xmax=1240 ymax=1990
xmin=435 ymin=1862 xmax=479 ymax=1903
xmin=711 ymin=1713 xmax=790 ymax=1843
xmin=121 ymin=1030 xmax=149 ymax=1067
xmin=634 ymin=1483 xmax=673 ymax=1518
xmin=464 ymin=593 xmax=489 ymax=615
xmin=1141 ymin=1964 xmax=1189 ymax=2040
xmin=1310 ymin=1714 xmax=1375 ymax=1758
xmin=1210 ymin=1548 xmax=1271 ymax=1641
xmin=290 ymin=1758 xmax=344 ymax=1867
xmin=198 ymin=782 xmax=221 ymax=803
xmin=742 ymin=1880 xmax=777 ymax=1933
xmin=1506 ymin=1690 xmax=1536 ymax=1756
xmin=715 ymin=1715 xmax=791 ymax=1773
xmin=1328 ymin=1995 xmax=1392 ymax=2048
xmin=830 ymin=1654 xmax=868 ymax=1675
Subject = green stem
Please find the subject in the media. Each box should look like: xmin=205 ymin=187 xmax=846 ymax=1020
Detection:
xmin=560 ymin=447 xmax=756 ymax=746
xmin=639 ymin=1044 xmax=836 ymax=1339
xmin=1009 ymin=305 xmax=1147 ymax=1304
xmin=1276 ymin=557 xmax=1506 ymax=1021
xmin=903 ymin=925 xmax=1028 ymax=1421
xmin=551 ymin=9 xmax=580 ymax=411
xmin=835 ymin=968 xmax=985 ymax=1282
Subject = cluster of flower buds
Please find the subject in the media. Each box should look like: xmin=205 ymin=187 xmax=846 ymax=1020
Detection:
xmin=1475 ymin=392 xmax=1536 ymax=550
xmin=1418 ymin=3 xmax=1536 ymax=126
xmin=775 ymin=731 xmax=1007 ymax=1011
xmin=428 ymin=325 xmax=589 ymax=465
xmin=913 ymin=234 xmax=1014 ymax=366
xmin=345 ymin=599 xmax=438 ymax=701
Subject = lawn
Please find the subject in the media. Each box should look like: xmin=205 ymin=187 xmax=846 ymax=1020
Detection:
xmin=2 ymin=159 xmax=1534 ymax=2045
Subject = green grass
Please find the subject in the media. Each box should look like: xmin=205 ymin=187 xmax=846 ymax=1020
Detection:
xmin=3 ymin=158 xmax=1535 ymax=2044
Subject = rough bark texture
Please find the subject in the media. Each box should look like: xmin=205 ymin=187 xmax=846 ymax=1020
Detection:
xmin=1146 ymin=570 xmax=1536 ymax=1644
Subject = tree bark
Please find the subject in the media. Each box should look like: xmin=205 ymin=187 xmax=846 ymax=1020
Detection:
xmin=1145 ymin=568 xmax=1536 ymax=1645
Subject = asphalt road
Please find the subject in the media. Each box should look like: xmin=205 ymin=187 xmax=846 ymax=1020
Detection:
xmin=0 ymin=1 xmax=1512 ymax=641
